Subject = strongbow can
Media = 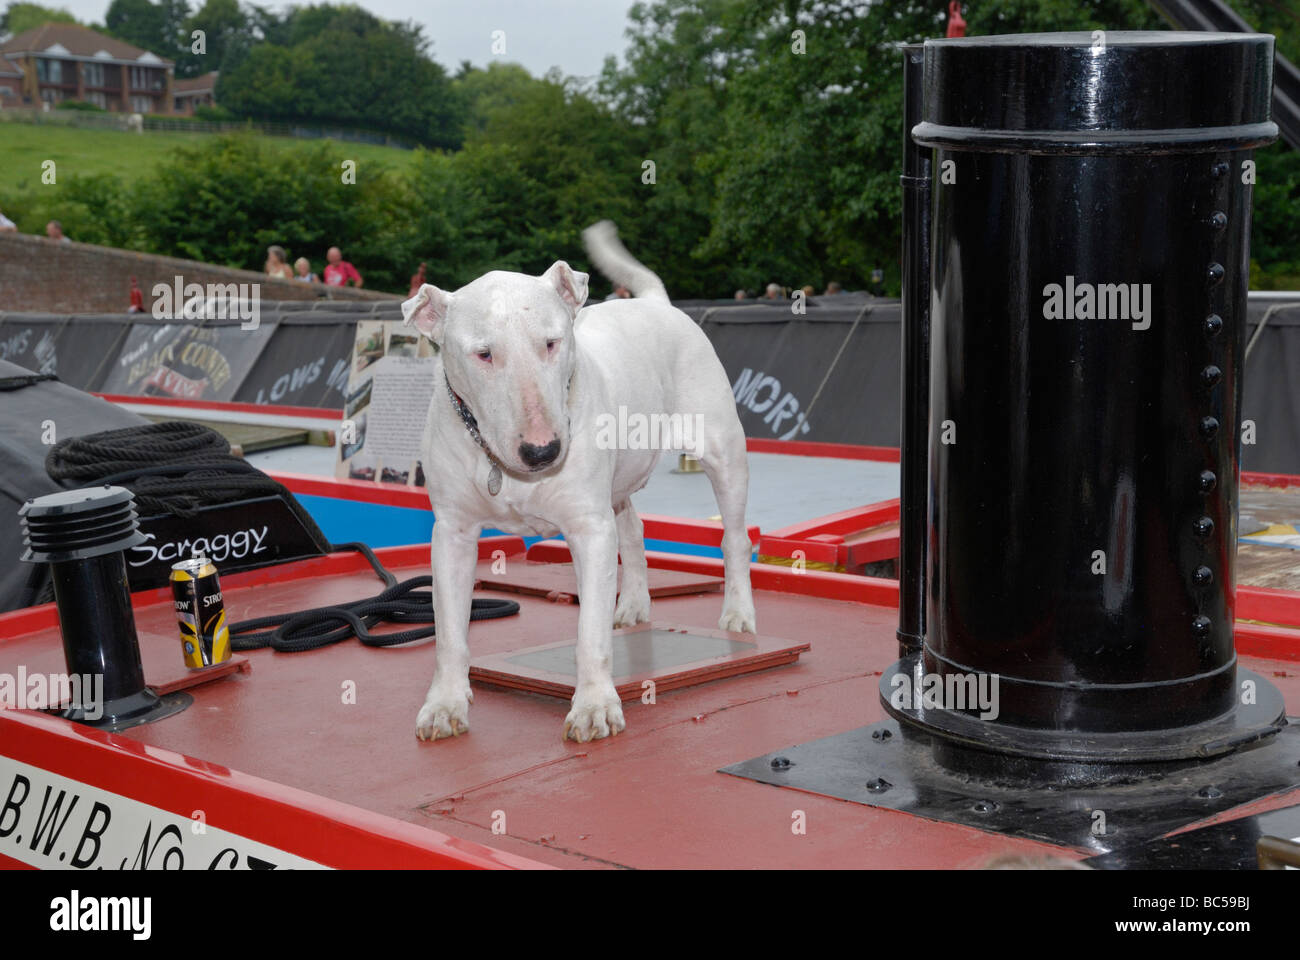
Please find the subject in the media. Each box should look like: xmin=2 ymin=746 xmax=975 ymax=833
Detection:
xmin=171 ymin=554 xmax=230 ymax=668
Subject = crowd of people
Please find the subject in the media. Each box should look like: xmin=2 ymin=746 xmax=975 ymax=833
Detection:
xmin=734 ymin=281 xmax=846 ymax=301
xmin=265 ymin=244 xmax=364 ymax=288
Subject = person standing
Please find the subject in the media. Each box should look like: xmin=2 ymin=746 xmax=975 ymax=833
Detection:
xmin=46 ymin=220 xmax=71 ymax=244
xmin=324 ymin=247 xmax=364 ymax=288
xmin=294 ymin=257 xmax=318 ymax=283
xmin=265 ymin=245 xmax=294 ymax=280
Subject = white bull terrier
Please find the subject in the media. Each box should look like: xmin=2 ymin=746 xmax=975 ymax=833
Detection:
xmin=402 ymin=221 xmax=757 ymax=743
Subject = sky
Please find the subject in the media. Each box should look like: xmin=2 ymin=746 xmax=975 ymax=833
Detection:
xmin=47 ymin=0 xmax=642 ymax=79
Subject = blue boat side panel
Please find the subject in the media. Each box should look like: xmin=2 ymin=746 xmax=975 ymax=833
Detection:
xmin=295 ymin=494 xmax=736 ymax=560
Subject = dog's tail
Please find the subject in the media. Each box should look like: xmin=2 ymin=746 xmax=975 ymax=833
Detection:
xmin=582 ymin=220 xmax=669 ymax=302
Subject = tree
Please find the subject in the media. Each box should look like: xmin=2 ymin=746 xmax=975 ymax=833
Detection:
xmin=131 ymin=134 xmax=414 ymax=290
xmin=216 ymin=5 xmax=461 ymax=145
xmin=693 ymin=0 xmax=1164 ymax=295
xmin=1 ymin=2 xmax=78 ymax=35
xmin=104 ymin=0 xmax=190 ymax=59
xmin=177 ymin=0 xmax=253 ymax=76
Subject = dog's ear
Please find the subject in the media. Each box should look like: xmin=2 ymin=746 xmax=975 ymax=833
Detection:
xmin=402 ymin=283 xmax=452 ymax=342
xmin=542 ymin=261 xmax=589 ymax=316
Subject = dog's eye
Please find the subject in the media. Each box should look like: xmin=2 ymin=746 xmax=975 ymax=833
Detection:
xmin=476 ymin=350 xmax=492 ymax=363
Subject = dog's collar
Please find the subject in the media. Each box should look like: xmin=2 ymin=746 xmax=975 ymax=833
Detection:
xmin=445 ymin=374 xmax=497 ymax=462
xmin=445 ymin=374 xmax=504 ymax=496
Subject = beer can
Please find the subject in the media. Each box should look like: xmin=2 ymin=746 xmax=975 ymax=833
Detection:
xmin=171 ymin=554 xmax=231 ymax=668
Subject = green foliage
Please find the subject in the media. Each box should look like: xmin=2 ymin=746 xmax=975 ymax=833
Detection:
xmin=4 ymin=0 xmax=1299 ymax=297
xmin=214 ymin=4 xmax=462 ymax=146
xmin=1 ymin=2 xmax=78 ymax=35
xmin=128 ymin=134 xmax=412 ymax=289
xmin=55 ymin=99 xmax=107 ymax=111
xmin=104 ymin=0 xmax=190 ymax=60
xmin=1223 ymin=0 xmax=1300 ymax=65
xmin=193 ymin=103 xmax=237 ymax=121
xmin=0 ymin=174 xmax=137 ymax=247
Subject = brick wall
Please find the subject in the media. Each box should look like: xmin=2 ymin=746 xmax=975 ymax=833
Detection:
xmin=0 ymin=232 xmax=397 ymax=313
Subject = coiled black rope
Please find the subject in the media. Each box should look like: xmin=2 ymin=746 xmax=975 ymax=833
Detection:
xmin=46 ymin=421 xmax=290 ymax=519
xmin=228 ymin=540 xmax=519 ymax=652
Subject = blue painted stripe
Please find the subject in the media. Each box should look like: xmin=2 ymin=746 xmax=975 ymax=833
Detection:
xmin=295 ymin=493 xmax=739 ymax=560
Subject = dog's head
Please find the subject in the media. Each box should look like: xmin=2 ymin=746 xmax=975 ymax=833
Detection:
xmin=402 ymin=261 xmax=588 ymax=475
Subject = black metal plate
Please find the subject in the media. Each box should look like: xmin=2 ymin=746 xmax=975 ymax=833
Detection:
xmin=1085 ymin=803 xmax=1300 ymax=869
xmin=719 ymin=719 xmax=1300 ymax=855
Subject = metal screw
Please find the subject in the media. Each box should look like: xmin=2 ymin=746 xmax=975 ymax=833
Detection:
xmin=871 ymin=728 xmax=893 ymax=742
xmin=865 ymin=778 xmax=892 ymax=793
xmin=971 ymin=799 xmax=999 ymax=814
xmin=770 ymin=756 xmax=792 ymax=770
xmin=1197 ymin=785 xmax=1223 ymax=799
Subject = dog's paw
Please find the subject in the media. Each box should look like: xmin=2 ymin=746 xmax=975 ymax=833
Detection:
xmin=415 ymin=684 xmax=474 ymax=741
xmin=718 ymin=604 xmax=757 ymax=634
xmin=613 ymin=590 xmax=651 ymax=628
xmin=563 ymin=685 xmax=626 ymax=743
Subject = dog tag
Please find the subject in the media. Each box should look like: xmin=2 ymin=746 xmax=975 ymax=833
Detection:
xmin=487 ymin=463 xmax=502 ymax=496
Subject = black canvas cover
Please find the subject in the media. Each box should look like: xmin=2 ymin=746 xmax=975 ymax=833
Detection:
xmin=0 ymin=360 xmax=149 ymax=613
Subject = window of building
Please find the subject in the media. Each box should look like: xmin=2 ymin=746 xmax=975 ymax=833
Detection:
xmin=87 ymin=91 xmax=108 ymax=109
xmin=130 ymin=95 xmax=152 ymax=114
xmin=36 ymin=59 xmax=63 ymax=84
xmin=40 ymin=87 xmax=63 ymax=104
xmin=84 ymin=62 xmax=104 ymax=87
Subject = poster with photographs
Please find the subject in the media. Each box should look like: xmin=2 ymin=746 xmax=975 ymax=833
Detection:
xmin=335 ymin=320 xmax=436 ymax=486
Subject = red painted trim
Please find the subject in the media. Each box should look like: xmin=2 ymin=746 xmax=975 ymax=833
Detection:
xmin=272 ymin=470 xmax=431 ymax=508
xmin=843 ymin=532 xmax=901 ymax=569
xmin=1235 ymin=622 xmax=1300 ymax=662
xmin=525 ymin=539 xmax=901 ymax=607
xmin=96 ymin=393 xmax=343 ymax=422
xmin=746 ymin=437 xmax=900 ymax=462
xmin=1238 ymin=585 xmax=1300 ymax=629
xmin=758 ymin=537 xmax=840 ymax=565
xmin=639 ymin=514 xmax=761 ymax=548
xmin=0 ymin=711 xmax=547 ymax=869
xmin=767 ymin=499 xmax=900 ymax=539
xmin=1242 ymin=471 xmax=1300 ymax=489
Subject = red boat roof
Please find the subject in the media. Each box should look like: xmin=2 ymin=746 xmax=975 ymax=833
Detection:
xmin=3 ymin=540 xmax=1299 ymax=869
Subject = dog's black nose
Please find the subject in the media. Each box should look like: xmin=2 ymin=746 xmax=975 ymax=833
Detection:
xmin=519 ymin=439 xmax=561 ymax=468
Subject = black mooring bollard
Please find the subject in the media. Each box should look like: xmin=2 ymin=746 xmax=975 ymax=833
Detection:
xmin=19 ymin=486 xmax=189 ymax=730
xmin=882 ymin=31 xmax=1288 ymax=769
